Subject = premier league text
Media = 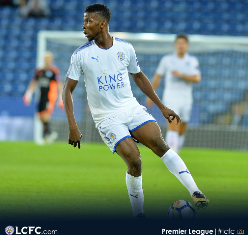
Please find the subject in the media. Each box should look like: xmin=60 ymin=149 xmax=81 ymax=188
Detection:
xmin=162 ymin=228 xmax=236 ymax=235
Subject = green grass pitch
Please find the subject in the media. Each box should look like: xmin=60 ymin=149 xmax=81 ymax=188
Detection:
xmin=0 ymin=142 xmax=247 ymax=220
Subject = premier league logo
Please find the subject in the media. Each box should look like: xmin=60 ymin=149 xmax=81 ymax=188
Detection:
xmin=117 ymin=52 xmax=125 ymax=61
xmin=5 ymin=226 xmax=15 ymax=235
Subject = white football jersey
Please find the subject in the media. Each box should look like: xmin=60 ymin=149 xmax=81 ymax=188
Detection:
xmin=156 ymin=53 xmax=200 ymax=104
xmin=66 ymin=37 xmax=140 ymax=124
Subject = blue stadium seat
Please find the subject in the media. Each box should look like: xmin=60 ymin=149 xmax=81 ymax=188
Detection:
xmin=0 ymin=0 xmax=248 ymax=125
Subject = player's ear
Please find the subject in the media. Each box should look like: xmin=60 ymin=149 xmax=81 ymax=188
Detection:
xmin=100 ymin=20 xmax=107 ymax=29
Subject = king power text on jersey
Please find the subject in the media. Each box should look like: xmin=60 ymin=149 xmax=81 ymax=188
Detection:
xmin=97 ymin=73 xmax=124 ymax=91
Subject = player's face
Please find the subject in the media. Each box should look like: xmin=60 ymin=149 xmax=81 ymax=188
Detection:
xmin=44 ymin=55 xmax=53 ymax=66
xmin=83 ymin=12 xmax=102 ymax=41
xmin=175 ymin=38 xmax=189 ymax=55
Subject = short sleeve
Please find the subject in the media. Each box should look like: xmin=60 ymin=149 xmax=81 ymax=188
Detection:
xmin=51 ymin=66 xmax=61 ymax=81
xmin=32 ymin=68 xmax=41 ymax=80
xmin=127 ymin=45 xmax=141 ymax=74
xmin=66 ymin=52 xmax=83 ymax=81
xmin=191 ymin=57 xmax=201 ymax=75
xmin=156 ymin=56 xmax=168 ymax=76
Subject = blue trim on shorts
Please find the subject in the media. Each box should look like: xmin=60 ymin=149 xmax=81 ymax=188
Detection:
xmin=113 ymin=135 xmax=131 ymax=153
xmin=129 ymin=120 xmax=156 ymax=132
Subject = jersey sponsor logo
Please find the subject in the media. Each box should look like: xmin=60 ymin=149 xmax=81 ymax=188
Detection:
xmin=38 ymin=77 xmax=50 ymax=88
xmin=136 ymin=58 xmax=139 ymax=66
xmin=45 ymin=70 xmax=53 ymax=78
xmin=117 ymin=52 xmax=125 ymax=61
xmin=97 ymin=73 xmax=125 ymax=92
xmin=91 ymin=56 xmax=99 ymax=62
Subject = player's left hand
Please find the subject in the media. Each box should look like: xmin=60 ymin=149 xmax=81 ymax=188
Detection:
xmin=58 ymin=98 xmax=64 ymax=110
xmin=161 ymin=106 xmax=181 ymax=124
xmin=172 ymin=70 xmax=182 ymax=78
xmin=68 ymin=128 xmax=82 ymax=149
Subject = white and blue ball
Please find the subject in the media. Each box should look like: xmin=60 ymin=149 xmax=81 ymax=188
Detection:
xmin=168 ymin=200 xmax=196 ymax=219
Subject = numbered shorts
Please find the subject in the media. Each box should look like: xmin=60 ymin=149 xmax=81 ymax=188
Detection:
xmin=97 ymin=105 xmax=156 ymax=153
xmin=164 ymin=99 xmax=192 ymax=123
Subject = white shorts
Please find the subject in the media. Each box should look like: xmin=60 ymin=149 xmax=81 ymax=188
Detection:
xmin=164 ymin=99 xmax=192 ymax=123
xmin=97 ymin=105 xmax=156 ymax=153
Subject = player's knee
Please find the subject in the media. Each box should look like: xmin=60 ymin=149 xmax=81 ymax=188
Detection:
xmin=127 ymin=156 xmax=142 ymax=177
xmin=150 ymin=137 xmax=169 ymax=157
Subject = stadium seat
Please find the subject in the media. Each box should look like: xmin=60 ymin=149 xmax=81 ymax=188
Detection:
xmin=0 ymin=0 xmax=248 ymax=128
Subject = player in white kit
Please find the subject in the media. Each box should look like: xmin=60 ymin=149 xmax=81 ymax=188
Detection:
xmin=147 ymin=34 xmax=201 ymax=153
xmin=63 ymin=4 xmax=208 ymax=219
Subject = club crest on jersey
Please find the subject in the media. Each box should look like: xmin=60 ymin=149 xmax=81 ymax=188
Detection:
xmin=117 ymin=52 xmax=125 ymax=61
xmin=110 ymin=133 xmax=116 ymax=142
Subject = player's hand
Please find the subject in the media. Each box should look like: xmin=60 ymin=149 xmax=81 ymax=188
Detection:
xmin=146 ymin=97 xmax=153 ymax=108
xmin=172 ymin=70 xmax=182 ymax=78
xmin=58 ymin=98 xmax=64 ymax=110
xmin=68 ymin=128 xmax=82 ymax=149
xmin=23 ymin=91 xmax=32 ymax=106
xmin=161 ymin=106 xmax=181 ymax=124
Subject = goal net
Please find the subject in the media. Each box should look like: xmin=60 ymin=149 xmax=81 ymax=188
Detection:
xmin=36 ymin=31 xmax=248 ymax=150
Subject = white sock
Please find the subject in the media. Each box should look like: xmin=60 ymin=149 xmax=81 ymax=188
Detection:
xmin=178 ymin=135 xmax=185 ymax=152
xmin=166 ymin=130 xmax=179 ymax=153
xmin=126 ymin=172 xmax=144 ymax=216
xmin=161 ymin=149 xmax=200 ymax=196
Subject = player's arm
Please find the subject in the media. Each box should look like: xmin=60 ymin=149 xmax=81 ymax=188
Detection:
xmin=23 ymin=79 xmax=37 ymax=106
xmin=57 ymin=79 xmax=64 ymax=109
xmin=131 ymin=71 xmax=181 ymax=124
xmin=171 ymin=71 xmax=201 ymax=83
xmin=146 ymin=73 xmax=162 ymax=108
xmin=62 ymin=77 xmax=82 ymax=149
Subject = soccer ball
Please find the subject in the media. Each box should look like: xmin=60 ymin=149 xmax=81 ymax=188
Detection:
xmin=168 ymin=200 xmax=196 ymax=219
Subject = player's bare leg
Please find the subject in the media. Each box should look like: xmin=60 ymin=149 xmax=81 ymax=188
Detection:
xmin=166 ymin=119 xmax=180 ymax=152
xmin=40 ymin=113 xmax=57 ymax=144
xmin=115 ymin=138 xmax=145 ymax=218
xmin=131 ymin=121 xmax=209 ymax=209
xmin=178 ymin=122 xmax=187 ymax=152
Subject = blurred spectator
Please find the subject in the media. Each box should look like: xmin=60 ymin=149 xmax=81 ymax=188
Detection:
xmin=19 ymin=0 xmax=50 ymax=18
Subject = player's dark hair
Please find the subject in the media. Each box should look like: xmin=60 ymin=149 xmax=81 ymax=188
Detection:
xmin=175 ymin=34 xmax=189 ymax=43
xmin=85 ymin=3 xmax=111 ymax=24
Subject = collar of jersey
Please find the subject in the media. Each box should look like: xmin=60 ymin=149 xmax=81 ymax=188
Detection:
xmin=174 ymin=52 xmax=189 ymax=59
xmin=93 ymin=37 xmax=114 ymax=50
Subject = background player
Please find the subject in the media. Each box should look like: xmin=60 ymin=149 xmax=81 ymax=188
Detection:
xmin=63 ymin=4 xmax=208 ymax=218
xmin=23 ymin=51 xmax=64 ymax=144
xmin=146 ymin=34 xmax=201 ymax=153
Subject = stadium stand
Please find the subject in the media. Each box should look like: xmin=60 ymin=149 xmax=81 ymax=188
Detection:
xmin=1 ymin=0 xmax=248 ymax=130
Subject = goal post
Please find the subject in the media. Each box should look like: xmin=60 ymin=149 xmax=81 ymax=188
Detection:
xmin=35 ymin=30 xmax=248 ymax=150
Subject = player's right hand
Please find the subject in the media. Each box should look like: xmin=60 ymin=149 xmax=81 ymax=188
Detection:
xmin=161 ymin=106 xmax=181 ymax=124
xmin=68 ymin=128 xmax=82 ymax=149
xmin=23 ymin=92 xmax=32 ymax=106
xmin=146 ymin=97 xmax=153 ymax=108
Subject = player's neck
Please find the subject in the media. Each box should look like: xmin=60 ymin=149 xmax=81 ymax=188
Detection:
xmin=44 ymin=64 xmax=51 ymax=70
xmin=177 ymin=52 xmax=186 ymax=58
xmin=94 ymin=32 xmax=113 ymax=49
